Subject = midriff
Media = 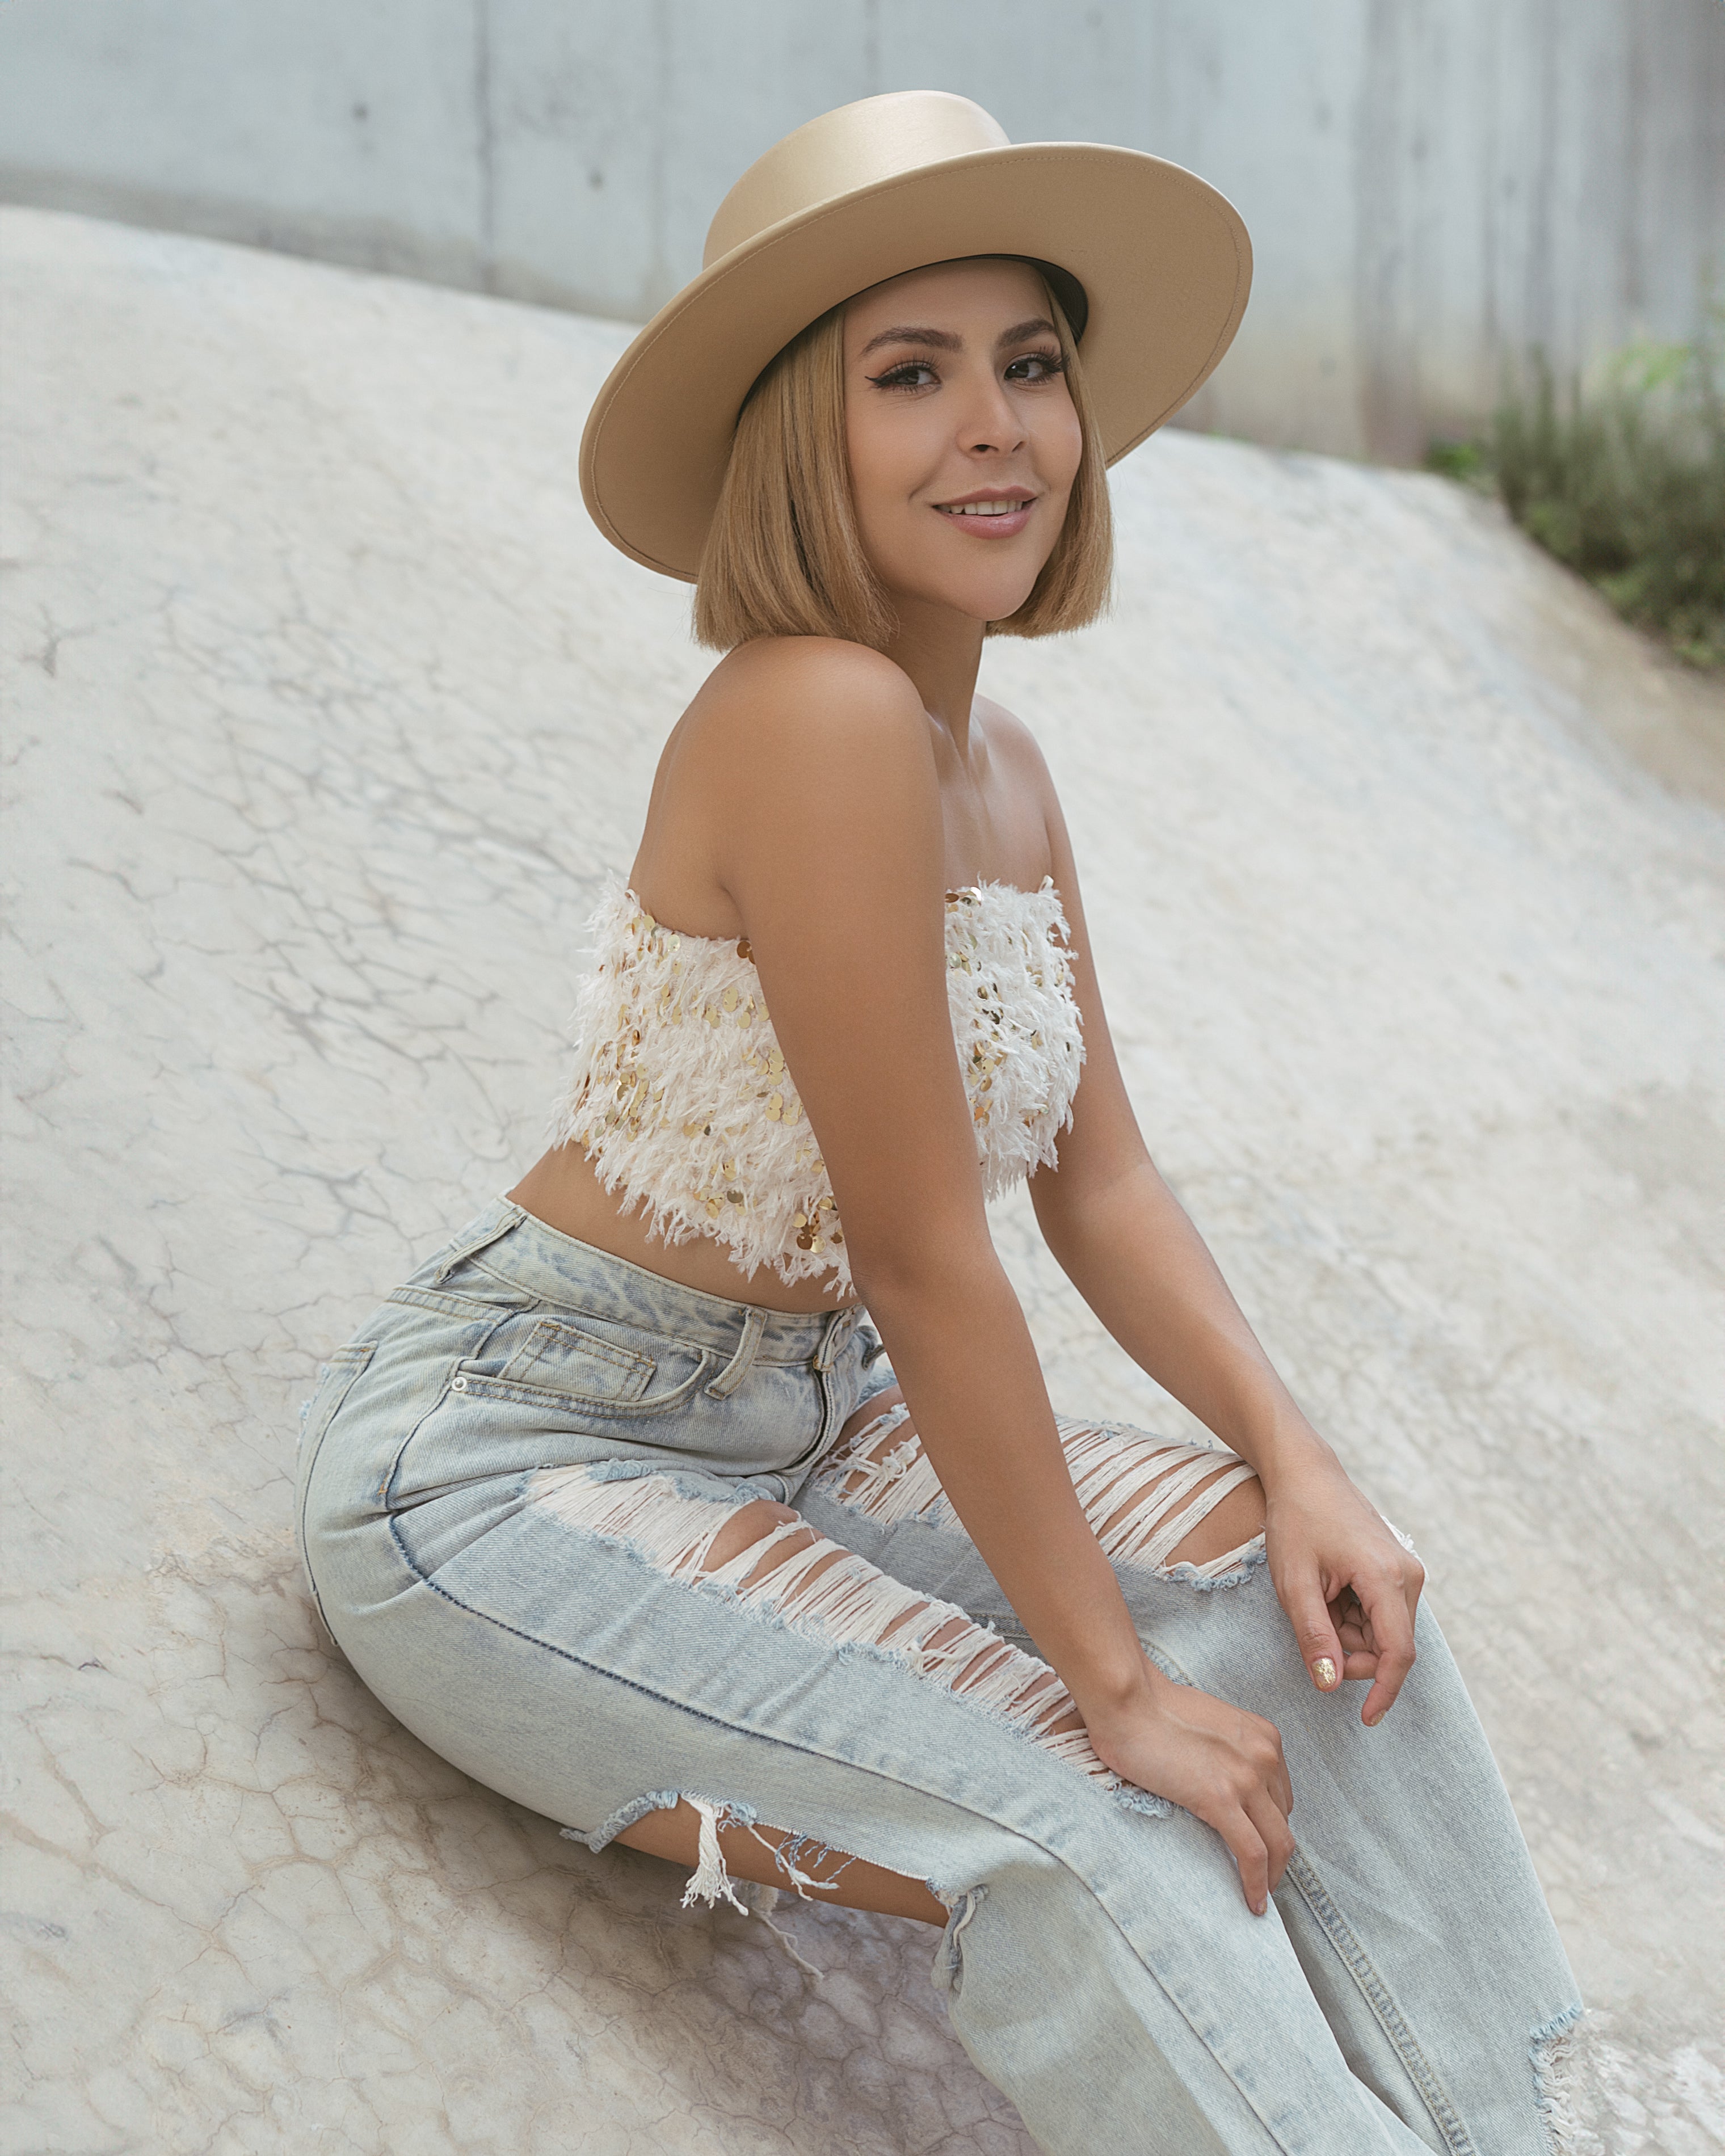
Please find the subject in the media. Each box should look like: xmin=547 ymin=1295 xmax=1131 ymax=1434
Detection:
xmin=506 ymin=1142 xmax=859 ymax=1313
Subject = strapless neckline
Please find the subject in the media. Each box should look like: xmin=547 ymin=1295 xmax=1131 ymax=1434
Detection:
xmin=550 ymin=871 xmax=1083 ymax=1293
xmin=620 ymin=874 xmax=1059 ymax=957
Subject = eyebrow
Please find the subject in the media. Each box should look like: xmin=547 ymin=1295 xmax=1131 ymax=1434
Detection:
xmin=857 ymin=317 xmax=1057 ymax=359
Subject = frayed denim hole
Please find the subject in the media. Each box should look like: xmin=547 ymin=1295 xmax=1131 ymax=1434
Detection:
xmin=1155 ymin=1534 xmax=1271 ymax=1594
xmin=579 ymin=1462 xmax=757 ymax=1507
xmin=931 ymin=1883 xmax=988 ymax=1998
xmin=570 ymin=1787 xmax=686 ymax=1854
xmin=586 ymin=1460 xmax=666 ymax=1486
xmin=1112 ymin=1786 xmax=1175 ymax=1820
xmin=533 ymin=1468 xmax=1167 ymax=1813
xmin=1529 ymin=2004 xmax=1591 ymax=2155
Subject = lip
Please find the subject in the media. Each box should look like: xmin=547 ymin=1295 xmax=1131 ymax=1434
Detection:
xmin=930 ymin=487 xmax=1038 ymax=538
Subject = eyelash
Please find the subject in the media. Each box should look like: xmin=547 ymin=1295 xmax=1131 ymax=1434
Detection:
xmin=864 ymin=348 xmax=1067 ymax=391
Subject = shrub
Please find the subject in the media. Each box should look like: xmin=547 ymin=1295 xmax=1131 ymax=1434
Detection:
xmin=1427 ymin=322 xmax=1725 ymax=669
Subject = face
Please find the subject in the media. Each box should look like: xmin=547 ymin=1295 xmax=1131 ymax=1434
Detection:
xmin=842 ymin=257 xmax=1083 ymax=625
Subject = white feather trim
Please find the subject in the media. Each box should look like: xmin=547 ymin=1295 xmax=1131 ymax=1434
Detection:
xmin=544 ymin=874 xmax=1085 ymax=1295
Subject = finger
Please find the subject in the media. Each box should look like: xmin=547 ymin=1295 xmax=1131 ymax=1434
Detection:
xmin=1358 ymin=1570 xmax=1419 ymax=1725
xmin=1256 ymin=1724 xmax=1294 ymax=1818
xmin=1281 ymin=1570 xmax=1346 ymax=1693
xmin=1340 ymin=1649 xmax=1378 ymax=1681
xmin=1220 ymin=1808 xmax=1272 ymax=1915
xmin=1245 ymin=1787 xmax=1297 ymax=1894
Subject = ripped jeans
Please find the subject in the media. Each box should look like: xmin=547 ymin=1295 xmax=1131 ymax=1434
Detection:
xmin=296 ymin=1195 xmax=1583 ymax=2156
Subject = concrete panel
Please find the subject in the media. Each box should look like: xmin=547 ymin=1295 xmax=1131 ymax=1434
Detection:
xmin=2 ymin=0 xmax=1720 ymax=456
xmin=481 ymin=0 xmax=877 ymax=317
xmin=0 ymin=0 xmax=488 ymax=283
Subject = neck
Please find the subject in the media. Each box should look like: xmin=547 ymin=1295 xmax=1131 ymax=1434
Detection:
xmin=879 ymin=593 xmax=987 ymax=753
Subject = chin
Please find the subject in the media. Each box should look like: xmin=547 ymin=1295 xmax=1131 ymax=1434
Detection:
xmin=894 ymin=558 xmax=1045 ymax=625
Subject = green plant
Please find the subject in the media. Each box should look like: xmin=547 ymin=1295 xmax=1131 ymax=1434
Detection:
xmin=1426 ymin=319 xmax=1725 ymax=669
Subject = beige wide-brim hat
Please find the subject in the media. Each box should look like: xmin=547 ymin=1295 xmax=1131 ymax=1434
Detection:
xmin=580 ymin=90 xmax=1252 ymax=582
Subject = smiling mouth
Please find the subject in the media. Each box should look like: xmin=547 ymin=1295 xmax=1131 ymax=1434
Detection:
xmin=935 ymin=496 xmax=1036 ymax=517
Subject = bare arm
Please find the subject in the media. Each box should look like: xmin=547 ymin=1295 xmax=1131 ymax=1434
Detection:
xmin=708 ymin=647 xmax=1144 ymax=1711
xmin=1025 ymin=763 xmax=1426 ymax=1724
xmin=691 ymin=642 xmax=1293 ymax=1911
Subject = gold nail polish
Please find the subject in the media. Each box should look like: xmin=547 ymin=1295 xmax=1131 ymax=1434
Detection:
xmin=1312 ymin=1657 xmax=1337 ymax=1688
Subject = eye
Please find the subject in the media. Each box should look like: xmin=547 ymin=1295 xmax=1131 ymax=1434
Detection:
xmin=864 ymin=359 xmax=940 ymax=391
xmin=1004 ymin=348 xmax=1066 ymax=384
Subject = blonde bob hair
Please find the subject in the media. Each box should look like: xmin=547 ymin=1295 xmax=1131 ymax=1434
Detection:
xmin=693 ymin=264 xmax=1112 ymax=652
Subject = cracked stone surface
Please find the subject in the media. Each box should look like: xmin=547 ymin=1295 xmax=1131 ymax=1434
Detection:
xmin=2 ymin=207 xmax=1722 ymax=2155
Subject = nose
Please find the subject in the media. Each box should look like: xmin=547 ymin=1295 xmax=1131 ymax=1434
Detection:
xmin=955 ymin=367 xmax=1025 ymax=458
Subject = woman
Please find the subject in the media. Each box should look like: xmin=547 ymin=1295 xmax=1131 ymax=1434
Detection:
xmin=297 ymin=93 xmax=1584 ymax=2154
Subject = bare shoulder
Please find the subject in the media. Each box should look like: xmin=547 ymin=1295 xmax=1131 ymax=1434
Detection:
xmin=640 ymin=641 xmax=943 ymax=929
xmin=693 ymin=637 xmax=927 ymax=764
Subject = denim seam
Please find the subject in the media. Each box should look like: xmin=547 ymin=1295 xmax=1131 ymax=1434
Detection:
xmin=377 ymin=1510 xmax=1317 ymax=2148
xmin=431 ymin=1203 xmax=526 ymax=1284
xmin=389 ymin=1282 xmax=537 ymax=1320
xmin=453 ymin=1502 xmax=1158 ymax=1809
xmin=386 ymin=1504 xmax=1172 ymax=1836
xmin=514 ymin=1315 xmax=654 ymax=1383
xmin=294 ymin=1343 xmax=380 ymax=1637
xmin=458 ymin=1249 xmax=821 ymax=1364
xmin=1283 ymin=1849 xmax=1475 ymax=2155
xmin=382 ymin=1507 xmax=1072 ymax=1859
xmin=452 ymin=1254 xmax=873 ymax=1380
xmin=449 ymin=1351 xmax=717 ymax=1420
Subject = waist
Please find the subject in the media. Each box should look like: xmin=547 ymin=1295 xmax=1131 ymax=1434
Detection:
xmin=507 ymin=1144 xmax=855 ymax=1314
xmin=434 ymin=1192 xmax=859 ymax=1364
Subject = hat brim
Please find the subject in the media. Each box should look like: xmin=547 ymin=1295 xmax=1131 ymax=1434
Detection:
xmin=579 ymin=142 xmax=1251 ymax=582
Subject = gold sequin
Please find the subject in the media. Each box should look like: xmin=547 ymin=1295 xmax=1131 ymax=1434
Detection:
xmin=565 ymin=878 xmax=1081 ymax=1282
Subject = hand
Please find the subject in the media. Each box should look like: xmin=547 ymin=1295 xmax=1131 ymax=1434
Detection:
xmin=1086 ymin=1669 xmax=1294 ymax=1915
xmin=1263 ymin=1449 xmax=1426 ymax=1726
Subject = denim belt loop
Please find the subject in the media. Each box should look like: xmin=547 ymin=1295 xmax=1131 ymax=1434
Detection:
xmin=812 ymin=1306 xmax=857 ymax=1374
xmin=705 ymin=1305 xmax=767 ymax=1397
xmin=432 ymin=1198 xmax=523 ymax=1285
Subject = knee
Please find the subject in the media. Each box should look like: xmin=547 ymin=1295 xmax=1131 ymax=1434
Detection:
xmin=700 ymin=1496 xmax=801 ymax=1574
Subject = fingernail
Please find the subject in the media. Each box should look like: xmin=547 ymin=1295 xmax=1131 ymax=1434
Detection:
xmin=1312 ymin=1657 xmax=1337 ymax=1689
xmin=1252 ymin=1898 xmax=1266 ymax=1917
xmin=1364 ymin=1707 xmax=1382 ymax=1727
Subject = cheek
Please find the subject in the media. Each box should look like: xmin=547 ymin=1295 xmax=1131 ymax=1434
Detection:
xmin=1041 ymin=403 xmax=1084 ymax=497
xmin=845 ymin=411 xmax=910 ymax=538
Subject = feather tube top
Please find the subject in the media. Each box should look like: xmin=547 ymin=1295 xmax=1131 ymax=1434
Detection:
xmin=545 ymin=874 xmax=1086 ymax=1295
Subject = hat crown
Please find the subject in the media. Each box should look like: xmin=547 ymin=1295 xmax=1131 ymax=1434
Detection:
xmin=702 ymin=91 xmax=1012 ymax=270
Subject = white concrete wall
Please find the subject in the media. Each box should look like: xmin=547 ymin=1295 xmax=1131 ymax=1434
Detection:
xmin=2 ymin=0 xmax=1721 ymax=460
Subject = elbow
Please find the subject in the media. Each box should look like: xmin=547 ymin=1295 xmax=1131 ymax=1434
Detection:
xmin=844 ymin=1220 xmax=1005 ymax=1322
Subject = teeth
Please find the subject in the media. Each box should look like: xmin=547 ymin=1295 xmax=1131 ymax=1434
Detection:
xmin=940 ymin=499 xmax=1026 ymax=516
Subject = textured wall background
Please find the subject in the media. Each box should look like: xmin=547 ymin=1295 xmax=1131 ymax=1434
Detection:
xmin=2 ymin=0 xmax=1721 ymax=460
xmin=3 ymin=208 xmax=1722 ymax=2151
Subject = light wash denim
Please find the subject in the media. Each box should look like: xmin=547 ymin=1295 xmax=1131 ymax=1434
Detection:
xmin=297 ymin=1194 xmax=1584 ymax=2156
